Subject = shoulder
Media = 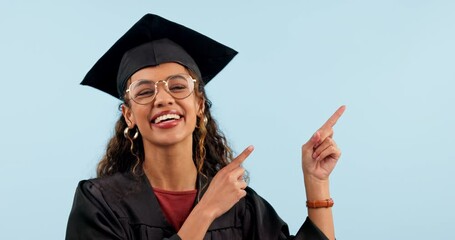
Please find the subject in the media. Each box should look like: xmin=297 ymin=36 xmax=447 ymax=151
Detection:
xmin=245 ymin=186 xmax=260 ymax=197
xmin=83 ymin=172 xmax=139 ymax=187
xmin=67 ymin=173 xmax=145 ymax=239
xmin=73 ymin=172 xmax=151 ymax=219
xmin=244 ymin=186 xmax=285 ymax=225
xmin=244 ymin=187 xmax=280 ymax=217
xmin=238 ymin=187 xmax=291 ymax=239
xmin=76 ymin=172 xmax=146 ymax=205
xmin=244 ymin=186 xmax=275 ymax=210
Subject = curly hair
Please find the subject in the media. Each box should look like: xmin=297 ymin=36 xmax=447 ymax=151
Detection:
xmin=96 ymin=72 xmax=233 ymax=180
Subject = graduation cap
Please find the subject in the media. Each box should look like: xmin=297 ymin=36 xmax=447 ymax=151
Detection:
xmin=81 ymin=13 xmax=238 ymax=99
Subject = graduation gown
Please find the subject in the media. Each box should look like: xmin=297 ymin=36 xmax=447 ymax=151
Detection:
xmin=66 ymin=172 xmax=328 ymax=240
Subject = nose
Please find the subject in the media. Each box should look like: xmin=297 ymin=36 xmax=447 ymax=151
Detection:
xmin=153 ymin=81 xmax=175 ymax=107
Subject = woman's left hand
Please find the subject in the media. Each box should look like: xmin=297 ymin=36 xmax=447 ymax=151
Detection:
xmin=301 ymin=106 xmax=346 ymax=182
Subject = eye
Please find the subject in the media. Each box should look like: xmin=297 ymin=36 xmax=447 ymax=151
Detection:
xmin=135 ymin=88 xmax=155 ymax=98
xmin=169 ymin=83 xmax=188 ymax=92
xmin=168 ymin=76 xmax=189 ymax=92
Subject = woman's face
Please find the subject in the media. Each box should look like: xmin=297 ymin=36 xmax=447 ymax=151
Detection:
xmin=122 ymin=62 xmax=203 ymax=148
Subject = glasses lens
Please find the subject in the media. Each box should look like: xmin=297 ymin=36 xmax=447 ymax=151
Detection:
xmin=167 ymin=75 xmax=194 ymax=99
xmin=130 ymin=80 xmax=156 ymax=104
xmin=128 ymin=74 xmax=195 ymax=104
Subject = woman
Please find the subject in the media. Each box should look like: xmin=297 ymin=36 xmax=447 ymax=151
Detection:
xmin=66 ymin=13 xmax=345 ymax=240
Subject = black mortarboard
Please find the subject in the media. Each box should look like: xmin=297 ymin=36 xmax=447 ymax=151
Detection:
xmin=81 ymin=14 xmax=238 ymax=99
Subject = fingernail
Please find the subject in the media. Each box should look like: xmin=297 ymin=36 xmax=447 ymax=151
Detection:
xmin=247 ymin=145 xmax=254 ymax=151
xmin=312 ymin=152 xmax=317 ymax=159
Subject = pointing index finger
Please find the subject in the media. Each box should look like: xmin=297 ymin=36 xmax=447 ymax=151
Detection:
xmin=227 ymin=145 xmax=254 ymax=170
xmin=321 ymin=105 xmax=346 ymax=130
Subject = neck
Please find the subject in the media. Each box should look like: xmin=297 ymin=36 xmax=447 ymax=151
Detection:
xmin=142 ymin=139 xmax=197 ymax=191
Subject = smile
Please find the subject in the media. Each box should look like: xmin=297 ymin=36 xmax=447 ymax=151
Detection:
xmin=153 ymin=113 xmax=182 ymax=124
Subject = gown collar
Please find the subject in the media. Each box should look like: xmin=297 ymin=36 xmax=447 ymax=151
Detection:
xmin=117 ymin=172 xmax=242 ymax=231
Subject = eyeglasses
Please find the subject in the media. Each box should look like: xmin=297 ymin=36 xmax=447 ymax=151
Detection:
xmin=126 ymin=74 xmax=197 ymax=105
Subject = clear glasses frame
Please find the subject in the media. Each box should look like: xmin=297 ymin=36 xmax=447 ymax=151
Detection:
xmin=125 ymin=73 xmax=197 ymax=105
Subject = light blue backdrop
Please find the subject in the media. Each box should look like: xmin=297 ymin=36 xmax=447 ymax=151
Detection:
xmin=1 ymin=1 xmax=454 ymax=239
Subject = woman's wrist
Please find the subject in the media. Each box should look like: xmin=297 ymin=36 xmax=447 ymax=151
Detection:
xmin=191 ymin=202 xmax=217 ymax=222
xmin=304 ymin=175 xmax=331 ymax=200
xmin=178 ymin=203 xmax=216 ymax=239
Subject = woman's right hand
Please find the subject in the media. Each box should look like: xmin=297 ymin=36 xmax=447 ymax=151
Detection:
xmin=197 ymin=145 xmax=254 ymax=220
xmin=178 ymin=146 xmax=254 ymax=239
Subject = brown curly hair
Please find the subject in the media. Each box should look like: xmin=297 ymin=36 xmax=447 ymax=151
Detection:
xmin=96 ymin=71 xmax=233 ymax=179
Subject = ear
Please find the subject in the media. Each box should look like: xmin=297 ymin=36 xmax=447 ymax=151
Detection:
xmin=197 ymin=97 xmax=206 ymax=117
xmin=121 ymin=104 xmax=135 ymax=128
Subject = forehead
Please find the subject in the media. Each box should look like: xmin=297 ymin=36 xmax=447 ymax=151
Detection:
xmin=130 ymin=63 xmax=189 ymax=83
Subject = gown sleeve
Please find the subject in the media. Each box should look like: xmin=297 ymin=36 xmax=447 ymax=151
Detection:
xmin=66 ymin=180 xmax=183 ymax=240
xmin=242 ymin=187 xmax=329 ymax=240
xmin=65 ymin=180 xmax=127 ymax=240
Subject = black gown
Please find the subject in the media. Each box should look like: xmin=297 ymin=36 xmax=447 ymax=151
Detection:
xmin=66 ymin=172 xmax=329 ymax=240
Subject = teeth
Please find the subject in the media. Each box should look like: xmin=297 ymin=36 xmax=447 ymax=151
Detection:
xmin=154 ymin=114 xmax=181 ymax=124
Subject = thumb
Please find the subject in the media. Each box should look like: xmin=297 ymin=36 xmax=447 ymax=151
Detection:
xmin=303 ymin=131 xmax=320 ymax=153
xmin=310 ymin=131 xmax=321 ymax=147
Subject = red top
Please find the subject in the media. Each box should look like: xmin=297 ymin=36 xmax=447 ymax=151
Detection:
xmin=153 ymin=188 xmax=198 ymax=231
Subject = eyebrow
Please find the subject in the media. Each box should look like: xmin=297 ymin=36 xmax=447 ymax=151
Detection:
xmin=134 ymin=79 xmax=155 ymax=87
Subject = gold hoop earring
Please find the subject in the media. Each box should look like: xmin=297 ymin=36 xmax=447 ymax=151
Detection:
xmin=124 ymin=127 xmax=142 ymax=175
xmin=124 ymin=127 xmax=139 ymax=140
xmin=196 ymin=116 xmax=208 ymax=129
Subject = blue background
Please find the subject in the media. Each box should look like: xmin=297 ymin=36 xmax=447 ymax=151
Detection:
xmin=1 ymin=1 xmax=454 ymax=239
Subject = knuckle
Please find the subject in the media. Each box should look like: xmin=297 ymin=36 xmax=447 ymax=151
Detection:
xmin=241 ymin=182 xmax=248 ymax=189
xmin=229 ymin=173 xmax=240 ymax=183
xmin=228 ymin=174 xmax=236 ymax=182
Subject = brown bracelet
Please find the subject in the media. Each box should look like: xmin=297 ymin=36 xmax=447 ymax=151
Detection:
xmin=306 ymin=198 xmax=334 ymax=208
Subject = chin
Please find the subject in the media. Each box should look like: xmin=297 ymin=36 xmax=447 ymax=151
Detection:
xmin=146 ymin=134 xmax=194 ymax=148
